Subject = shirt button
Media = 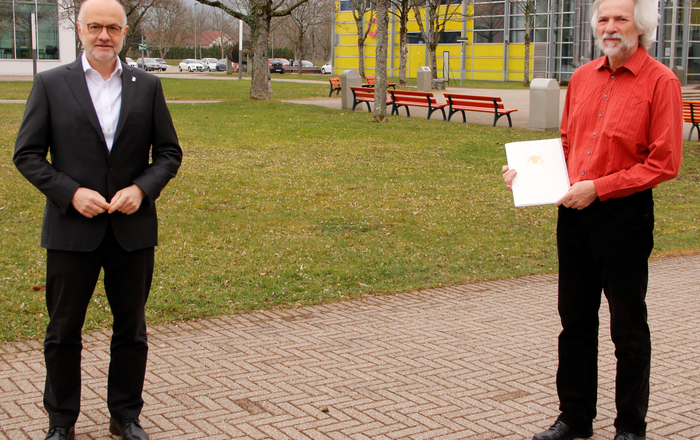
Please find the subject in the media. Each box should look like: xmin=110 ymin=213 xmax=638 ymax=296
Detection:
xmin=582 ymin=172 xmax=586 ymax=175
xmin=611 ymin=75 xmax=615 ymax=79
xmin=604 ymin=94 xmax=608 ymax=98
xmin=587 ymin=152 xmax=591 ymax=155
xmin=599 ymin=114 xmax=603 ymax=117
xmin=593 ymin=133 xmax=597 ymax=136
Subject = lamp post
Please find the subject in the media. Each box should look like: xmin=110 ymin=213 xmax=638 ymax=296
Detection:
xmin=194 ymin=3 xmax=198 ymax=59
xmin=238 ymin=18 xmax=243 ymax=79
xmin=456 ymin=37 xmax=468 ymax=87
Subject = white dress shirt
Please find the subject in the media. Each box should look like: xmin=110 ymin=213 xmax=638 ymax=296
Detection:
xmin=81 ymin=52 xmax=123 ymax=152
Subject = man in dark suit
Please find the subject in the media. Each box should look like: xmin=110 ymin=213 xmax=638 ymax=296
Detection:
xmin=13 ymin=0 xmax=182 ymax=438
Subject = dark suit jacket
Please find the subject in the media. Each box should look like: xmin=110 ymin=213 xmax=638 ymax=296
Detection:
xmin=14 ymin=58 xmax=182 ymax=252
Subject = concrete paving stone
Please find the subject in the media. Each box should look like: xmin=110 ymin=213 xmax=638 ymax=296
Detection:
xmin=0 ymin=254 xmax=699 ymax=439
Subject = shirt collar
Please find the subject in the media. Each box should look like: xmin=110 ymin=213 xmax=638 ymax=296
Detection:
xmin=594 ymin=46 xmax=649 ymax=76
xmin=81 ymin=52 xmax=123 ymax=79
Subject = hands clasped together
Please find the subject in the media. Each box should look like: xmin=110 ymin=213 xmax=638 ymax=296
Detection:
xmin=71 ymin=184 xmax=145 ymax=218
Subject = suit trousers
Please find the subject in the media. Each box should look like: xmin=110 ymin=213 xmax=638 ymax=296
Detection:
xmin=44 ymin=224 xmax=154 ymax=427
xmin=555 ymin=189 xmax=654 ymax=436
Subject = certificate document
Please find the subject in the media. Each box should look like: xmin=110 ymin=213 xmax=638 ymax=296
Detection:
xmin=505 ymin=138 xmax=570 ymax=207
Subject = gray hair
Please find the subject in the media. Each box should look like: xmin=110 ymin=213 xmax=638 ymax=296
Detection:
xmin=591 ymin=0 xmax=658 ymax=49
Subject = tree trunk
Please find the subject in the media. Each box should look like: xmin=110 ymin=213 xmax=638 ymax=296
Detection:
xmin=373 ymin=0 xmax=389 ymax=122
xmin=429 ymin=42 xmax=438 ymax=79
xmin=398 ymin=14 xmax=408 ymax=87
xmin=523 ymin=1 xmax=533 ymax=87
xmin=358 ymin=40 xmax=365 ymax=78
xmin=523 ymin=33 xmax=531 ymax=87
xmin=249 ymin=12 xmax=272 ymax=100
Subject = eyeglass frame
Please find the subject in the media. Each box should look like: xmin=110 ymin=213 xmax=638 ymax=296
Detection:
xmin=78 ymin=21 xmax=124 ymax=37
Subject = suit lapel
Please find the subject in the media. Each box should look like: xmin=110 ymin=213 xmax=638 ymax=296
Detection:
xmin=63 ymin=58 xmax=106 ymax=154
xmin=115 ymin=65 xmax=137 ymax=144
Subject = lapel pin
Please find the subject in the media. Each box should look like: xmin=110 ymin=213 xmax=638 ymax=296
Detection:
xmin=132 ymin=76 xmax=136 ymax=82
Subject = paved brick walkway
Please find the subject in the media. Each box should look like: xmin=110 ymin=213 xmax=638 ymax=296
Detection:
xmin=1 ymin=254 xmax=699 ymax=439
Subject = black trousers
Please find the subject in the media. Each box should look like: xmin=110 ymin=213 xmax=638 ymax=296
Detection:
xmin=555 ymin=190 xmax=654 ymax=436
xmin=44 ymin=225 xmax=154 ymax=427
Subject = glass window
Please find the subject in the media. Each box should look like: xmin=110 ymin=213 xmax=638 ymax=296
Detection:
xmin=407 ymin=31 xmax=461 ymax=45
xmin=0 ymin=0 xmax=59 ymax=60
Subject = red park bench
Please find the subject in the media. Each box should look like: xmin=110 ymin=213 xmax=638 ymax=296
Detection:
xmin=350 ymin=86 xmax=394 ymax=112
xmin=443 ymin=93 xmax=518 ymax=127
xmin=388 ymin=90 xmax=448 ymax=120
xmin=328 ymin=77 xmax=341 ymax=97
xmin=363 ymin=75 xmax=398 ymax=89
xmin=683 ymin=101 xmax=700 ymax=141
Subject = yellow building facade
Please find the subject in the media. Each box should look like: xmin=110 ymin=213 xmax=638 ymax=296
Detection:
xmin=332 ymin=1 xmax=700 ymax=85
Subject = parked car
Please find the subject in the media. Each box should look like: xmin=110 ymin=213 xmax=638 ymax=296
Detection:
xmin=321 ymin=62 xmax=332 ymax=74
xmin=125 ymin=57 xmax=137 ymax=68
xmin=137 ymin=57 xmax=160 ymax=71
xmin=292 ymin=60 xmax=314 ymax=68
xmin=178 ymin=59 xmax=205 ymax=72
xmin=201 ymin=58 xmax=218 ymax=71
xmin=216 ymin=59 xmax=228 ymax=71
xmin=154 ymin=58 xmax=168 ymax=71
xmin=275 ymin=58 xmax=290 ymax=67
xmin=268 ymin=58 xmax=284 ymax=74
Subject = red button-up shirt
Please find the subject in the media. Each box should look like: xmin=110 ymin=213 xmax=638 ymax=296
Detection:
xmin=560 ymin=47 xmax=683 ymax=201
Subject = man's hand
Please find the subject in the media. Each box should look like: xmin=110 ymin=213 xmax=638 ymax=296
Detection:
xmin=108 ymin=184 xmax=146 ymax=215
xmin=556 ymin=181 xmax=598 ymax=210
xmin=71 ymin=187 xmax=110 ymax=218
xmin=502 ymin=165 xmax=517 ymax=191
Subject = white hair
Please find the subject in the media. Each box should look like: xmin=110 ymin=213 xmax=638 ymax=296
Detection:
xmin=591 ymin=0 xmax=659 ymax=49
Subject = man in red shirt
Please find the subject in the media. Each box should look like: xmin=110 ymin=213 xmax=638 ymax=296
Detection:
xmin=503 ymin=0 xmax=683 ymax=439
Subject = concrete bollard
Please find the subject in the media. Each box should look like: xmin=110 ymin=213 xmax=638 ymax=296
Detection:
xmin=341 ymin=70 xmax=362 ymax=110
xmin=529 ymin=78 xmax=560 ymax=131
xmin=417 ymin=66 xmax=432 ymax=92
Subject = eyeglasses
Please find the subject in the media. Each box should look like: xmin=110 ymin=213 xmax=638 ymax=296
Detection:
xmin=80 ymin=22 xmax=123 ymax=37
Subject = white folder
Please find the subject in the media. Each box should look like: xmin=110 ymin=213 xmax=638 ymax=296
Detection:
xmin=505 ymin=138 xmax=571 ymax=207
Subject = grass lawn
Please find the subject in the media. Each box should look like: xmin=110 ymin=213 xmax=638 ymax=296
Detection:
xmin=1 ymin=78 xmax=697 ymax=342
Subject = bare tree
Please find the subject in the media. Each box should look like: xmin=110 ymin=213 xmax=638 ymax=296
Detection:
xmin=373 ymin=0 xmax=390 ymax=122
xmin=196 ymin=0 xmax=314 ymax=100
xmin=120 ymin=0 xmax=161 ymax=60
xmin=210 ymin=8 xmax=236 ymax=58
xmin=411 ymin=0 xmax=462 ymax=79
xmin=144 ymin=0 xmax=189 ymax=58
xmin=510 ymin=0 xmax=549 ymax=87
xmin=287 ymin=0 xmax=315 ymax=73
xmin=388 ymin=0 xmax=410 ymax=87
xmin=349 ymin=0 xmax=374 ymax=79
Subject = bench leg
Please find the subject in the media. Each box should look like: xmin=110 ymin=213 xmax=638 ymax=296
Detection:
xmin=365 ymin=102 xmax=371 ymax=112
xmin=439 ymin=108 xmax=446 ymax=120
xmin=448 ymin=110 xmax=466 ymax=123
xmin=690 ymin=123 xmax=700 ymax=141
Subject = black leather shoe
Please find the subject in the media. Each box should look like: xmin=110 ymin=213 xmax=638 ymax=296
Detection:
xmin=533 ymin=420 xmax=593 ymax=440
xmin=614 ymin=432 xmax=645 ymax=440
xmin=44 ymin=426 xmax=75 ymax=440
xmin=109 ymin=418 xmax=150 ymax=440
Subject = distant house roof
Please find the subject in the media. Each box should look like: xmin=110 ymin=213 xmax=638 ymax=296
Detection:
xmin=179 ymin=31 xmax=234 ymax=48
